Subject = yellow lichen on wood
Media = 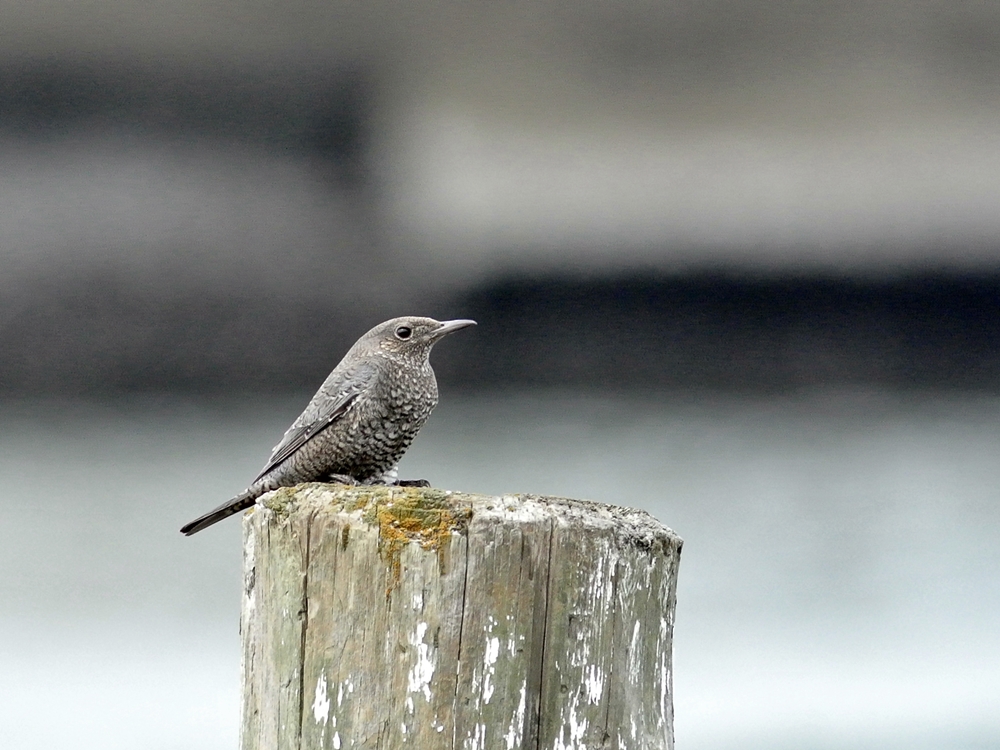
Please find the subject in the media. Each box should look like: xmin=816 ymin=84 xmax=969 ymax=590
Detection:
xmin=366 ymin=488 xmax=472 ymax=595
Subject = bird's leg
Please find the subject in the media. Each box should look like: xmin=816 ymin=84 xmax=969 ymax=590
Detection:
xmin=359 ymin=465 xmax=397 ymax=486
xmin=325 ymin=473 xmax=359 ymax=486
xmin=367 ymin=464 xmax=431 ymax=488
xmin=366 ymin=478 xmax=432 ymax=487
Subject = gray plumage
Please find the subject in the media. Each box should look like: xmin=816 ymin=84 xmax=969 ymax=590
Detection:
xmin=181 ymin=316 xmax=476 ymax=535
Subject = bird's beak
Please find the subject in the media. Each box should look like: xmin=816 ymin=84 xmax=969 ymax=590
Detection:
xmin=430 ymin=319 xmax=477 ymax=340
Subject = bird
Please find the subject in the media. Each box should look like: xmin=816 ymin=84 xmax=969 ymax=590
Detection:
xmin=180 ymin=316 xmax=476 ymax=535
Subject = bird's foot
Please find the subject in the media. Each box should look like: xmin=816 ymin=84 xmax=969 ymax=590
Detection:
xmin=326 ymin=473 xmax=359 ymax=486
xmin=364 ymin=477 xmax=431 ymax=488
xmin=396 ymin=479 xmax=431 ymax=488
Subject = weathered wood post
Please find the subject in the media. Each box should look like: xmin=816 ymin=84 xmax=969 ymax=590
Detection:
xmin=240 ymin=484 xmax=682 ymax=750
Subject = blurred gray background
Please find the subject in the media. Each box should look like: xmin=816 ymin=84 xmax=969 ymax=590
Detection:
xmin=1 ymin=2 xmax=999 ymax=748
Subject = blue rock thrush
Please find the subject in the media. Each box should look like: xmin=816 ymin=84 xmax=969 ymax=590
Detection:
xmin=180 ymin=316 xmax=476 ymax=535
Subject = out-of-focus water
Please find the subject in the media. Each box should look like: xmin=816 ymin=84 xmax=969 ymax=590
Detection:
xmin=0 ymin=391 xmax=997 ymax=749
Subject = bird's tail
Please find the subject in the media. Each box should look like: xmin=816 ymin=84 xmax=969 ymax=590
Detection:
xmin=180 ymin=488 xmax=261 ymax=536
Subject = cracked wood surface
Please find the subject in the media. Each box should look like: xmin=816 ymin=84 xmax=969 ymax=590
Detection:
xmin=240 ymin=484 xmax=682 ymax=750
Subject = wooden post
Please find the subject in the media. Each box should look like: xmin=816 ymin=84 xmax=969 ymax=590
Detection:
xmin=240 ymin=484 xmax=682 ymax=750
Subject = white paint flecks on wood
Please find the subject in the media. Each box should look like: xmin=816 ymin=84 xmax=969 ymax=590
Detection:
xmin=240 ymin=484 xmax=682 ymax=750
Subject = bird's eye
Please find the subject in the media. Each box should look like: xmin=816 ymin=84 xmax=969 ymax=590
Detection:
xmin=395 ymin=326 xmax=413 ymax=340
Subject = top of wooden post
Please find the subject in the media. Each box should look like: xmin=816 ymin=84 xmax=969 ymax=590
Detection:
xmin=256 ymin=481 xmax=681 ymax=560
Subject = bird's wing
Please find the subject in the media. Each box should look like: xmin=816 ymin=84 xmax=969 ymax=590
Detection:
xmin=252 ymin=366 xmax=373 ymax=483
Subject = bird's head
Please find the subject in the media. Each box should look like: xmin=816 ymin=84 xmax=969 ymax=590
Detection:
xmin=364 ymin=316 xmax=477 ymax=363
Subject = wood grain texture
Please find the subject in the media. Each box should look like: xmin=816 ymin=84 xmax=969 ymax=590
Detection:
xmin=240 ymin=484 xmax=682 ymax=750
